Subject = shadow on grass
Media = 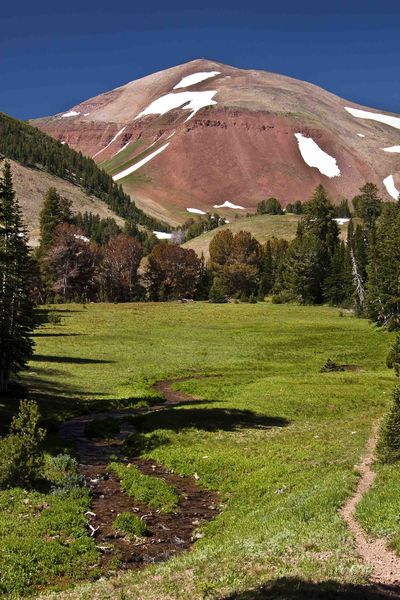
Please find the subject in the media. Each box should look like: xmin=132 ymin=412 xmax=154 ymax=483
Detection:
xmin=224 ymin=578 xmax=400 ymax=599
xmin=32 ymin=332 xmax=86 ymax=338
xmin=31 ymin=355 xmax=114 ymax=365
xmin=137 ymin=403 xmax=289 ymax=433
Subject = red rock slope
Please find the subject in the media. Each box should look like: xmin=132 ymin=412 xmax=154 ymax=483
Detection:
xmin=32 ymin=59 xmax=400 ymax=226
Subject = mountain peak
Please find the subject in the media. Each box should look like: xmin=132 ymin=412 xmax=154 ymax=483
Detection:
xmin=32 ymin=61 xmax=400 ymax=226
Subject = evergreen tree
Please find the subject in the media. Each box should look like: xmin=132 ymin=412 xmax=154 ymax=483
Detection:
xmin=366 ymin=203 xmax=400 ymax=328
xmin=256 ymin=197 xmax=283 ymax=215
xmin=377 ymin=385 xmax=400 ymax=463
xmin=209 ymin=278 xmax=227 ymax=303
xmin=323 ymin=242 xmax=353 ymax=306
xmin=387 ymin=334 xmax=400 ymax=376
xmin=39 ymin=187 xmax=72 ymax=250
xmin=303 ymin=184 xmax=339 ymax=257
xmin=352 ymin=183 xmax=382 ymax=229
xmin=0 ymin=162 xmax=35 ymax=391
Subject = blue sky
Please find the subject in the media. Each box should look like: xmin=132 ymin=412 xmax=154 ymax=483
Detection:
xmin=1 ymin=0 xmax=399 ymax=120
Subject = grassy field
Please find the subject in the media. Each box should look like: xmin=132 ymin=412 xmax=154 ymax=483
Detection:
xmin=182 ymin=214 xmax=352 ymax=258
xmin=1 ymin=302 xmax=398 ymax=598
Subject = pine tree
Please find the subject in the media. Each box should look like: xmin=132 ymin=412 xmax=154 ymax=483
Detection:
xmin=386 ymin=334 xmax=400 ymax=376
xmin=352 ymin=183 xmax=383 ymax=229
xmin=377 ymin=385 xmax=400 ymax=463
xmin=0 ymin=161 xmax=35 ymax=391
xmin=366 ymin=203 xmax=400 ymax=328
xmin=39 ymin=187 xmax=72 ymax=250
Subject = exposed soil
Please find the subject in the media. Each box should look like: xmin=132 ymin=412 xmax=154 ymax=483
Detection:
xmin=60 ymin=378 xmax=220 ymax=572
xmin=341 ymin=425 xmax=400 ymax=593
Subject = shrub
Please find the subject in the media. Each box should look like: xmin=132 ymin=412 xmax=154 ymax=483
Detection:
xmin=377 ymin=385 xmax=400 ymax=463
xmin=113 ymin=512 xmax=147 ymax=539
xmin=0 ymin=400 xmax=46 ymax=488
xmin=84 ymin=417 xmax=120 ymax=439
xmin=209 ymin=278 xmax=227 ymax=303
xmin=386 ymin=334 xmax=400 ymax=377
xmin=46 ymin=453 xmax=85 ymax=495
xmin=48 ymin=312 xmax=62 ymax=325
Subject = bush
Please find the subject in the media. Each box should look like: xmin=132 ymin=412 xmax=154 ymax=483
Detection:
xmin=386 ymin=334 xmax=400 ymax=377
xmin=113 ymin=512 xmax=147 ymax=539
xmin=377 ymin=385 xmax=400 ymax=463
xmin=209 ymin=278 xmax=227 ymax=303
xmin=48 ymin=312 xmax=62 ymax=325
xmin=0 ymin=400 xmax=46 ymax=488
xmin=45 ymin=454 xmax=86 ymax=495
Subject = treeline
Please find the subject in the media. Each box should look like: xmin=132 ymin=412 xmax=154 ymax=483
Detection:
xmin=0 ymin=112 xmax=169 ymax=231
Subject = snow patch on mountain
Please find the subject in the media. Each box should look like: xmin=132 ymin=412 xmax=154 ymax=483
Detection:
xmin=174 ymin=71 xmax=220 ymax=89
xmin=153 ymin=231 xmax=173 ymax=240
xmin=214 ymin=201 xmax=245 ymax=210
xmin=345 ymin=107 xmax=400 ymax=130
xmin=383 ymin=175 xmax=400 ymax=200
xmin=383 ymin=146 xmax=400 ymax=153
xmin=135 ymin=91 xmax=217 ymax=122
xmin=61 ymin=111 xmax=80 ymax=118
xmin=93 ymin=127 xmax=126 ymax=158
xmin=187 ymin=208 xmax=206 ymax=215
xmin=357 ymin=133 xmax=365 ymax=138
xmin=295 ymin=133 xmax=341 ymax=178
xmin=113 ymin=143 xmax=170 ymax=181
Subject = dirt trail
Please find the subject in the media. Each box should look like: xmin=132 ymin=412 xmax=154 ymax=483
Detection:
xmin=61 ymin=378 xmax=220 ymax=571
xmin=341 ymin=425 xmax=400 ymax=589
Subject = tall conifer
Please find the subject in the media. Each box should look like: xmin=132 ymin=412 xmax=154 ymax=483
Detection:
xmin=0 ymin=161 xmax=34 ymax=391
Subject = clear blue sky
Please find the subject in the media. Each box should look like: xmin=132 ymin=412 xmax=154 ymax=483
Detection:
xmin=1 ymin=0 xmax=399 ymax=120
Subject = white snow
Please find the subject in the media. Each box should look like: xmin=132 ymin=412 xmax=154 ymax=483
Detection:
xmin=345 ymin=107 xmax=400 ymax=130
xmin=383 ymin=145 xmax=400 ymax=153
xmin=187 ymin=208 xmax=206 ymax=215
xmin=173 ymin=71 xmax=220 ymax=89
xmin=61 ymin=141 xmax=66 ymax=145
xmin=61 ymin=110 xmax=80 ymax=118
xmin=294 ymin=133 xmax=341 ymax=178
xmin=213 ymin=201 xmax=245 ymax=210
xmin=83 ymin=113 xmax=90 ymax=116
xmin=112 ymin=143 xmax=170 ymax=181
xmin=115 ymin=140 xmax=132 ymax=155
xmin=166 ymin=130 xmax=176 ymax=139
xmin=92 ymin=127 xmax=126 ymax=158
xmin=357 ymin=133 xmax=365 ymax=138
xmin=74 ymin=234 xmax=90 ymax=243
xmin=153 ymin=231 xmax=173 ymax=240
xmin=135 ymin=91 xmax=217 ymax=122
xmin=383 ymin=175 xmax=400 ymax=200
xmin=334 ymin=218 xmax=350 ymax=225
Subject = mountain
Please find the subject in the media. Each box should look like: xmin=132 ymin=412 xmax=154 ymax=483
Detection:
xmin=0 ymin=113 xmax=168 ymax=243
xmin=32 ymin=59 xmax=400 ymax=226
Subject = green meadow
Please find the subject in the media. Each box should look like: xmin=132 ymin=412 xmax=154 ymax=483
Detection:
xmin=1 ymin=302 xmax=399 ymax=598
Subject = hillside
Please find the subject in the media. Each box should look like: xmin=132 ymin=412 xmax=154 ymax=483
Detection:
xmin=32 ymin=59 xmax=400 ymax=226
xmin=7 ymin=159 xmax=124 ymax=245
xmin=0 ymin=112 xmax=169 ymax=240
xmin=183 ymin=213 xmax=353 ymax=258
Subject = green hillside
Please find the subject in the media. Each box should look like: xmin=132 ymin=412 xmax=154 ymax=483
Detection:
xmin=0 ymin=112 xmax=168 ymax=232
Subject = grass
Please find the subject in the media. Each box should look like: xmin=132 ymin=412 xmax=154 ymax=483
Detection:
xmin=182 ymin=214 xmax=356 ymax=258
xmin=1 ymin=301 xmax=397 ymax=598
xmin=0 ymin=466 xmax=97 ymax=597
xmin=109 ymin=462 xmax=179 ymax=513
xmin=357 ymin=461 xmax=400 ymax=554
xmin=113 ymin=512 xmax=147 ymax=539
